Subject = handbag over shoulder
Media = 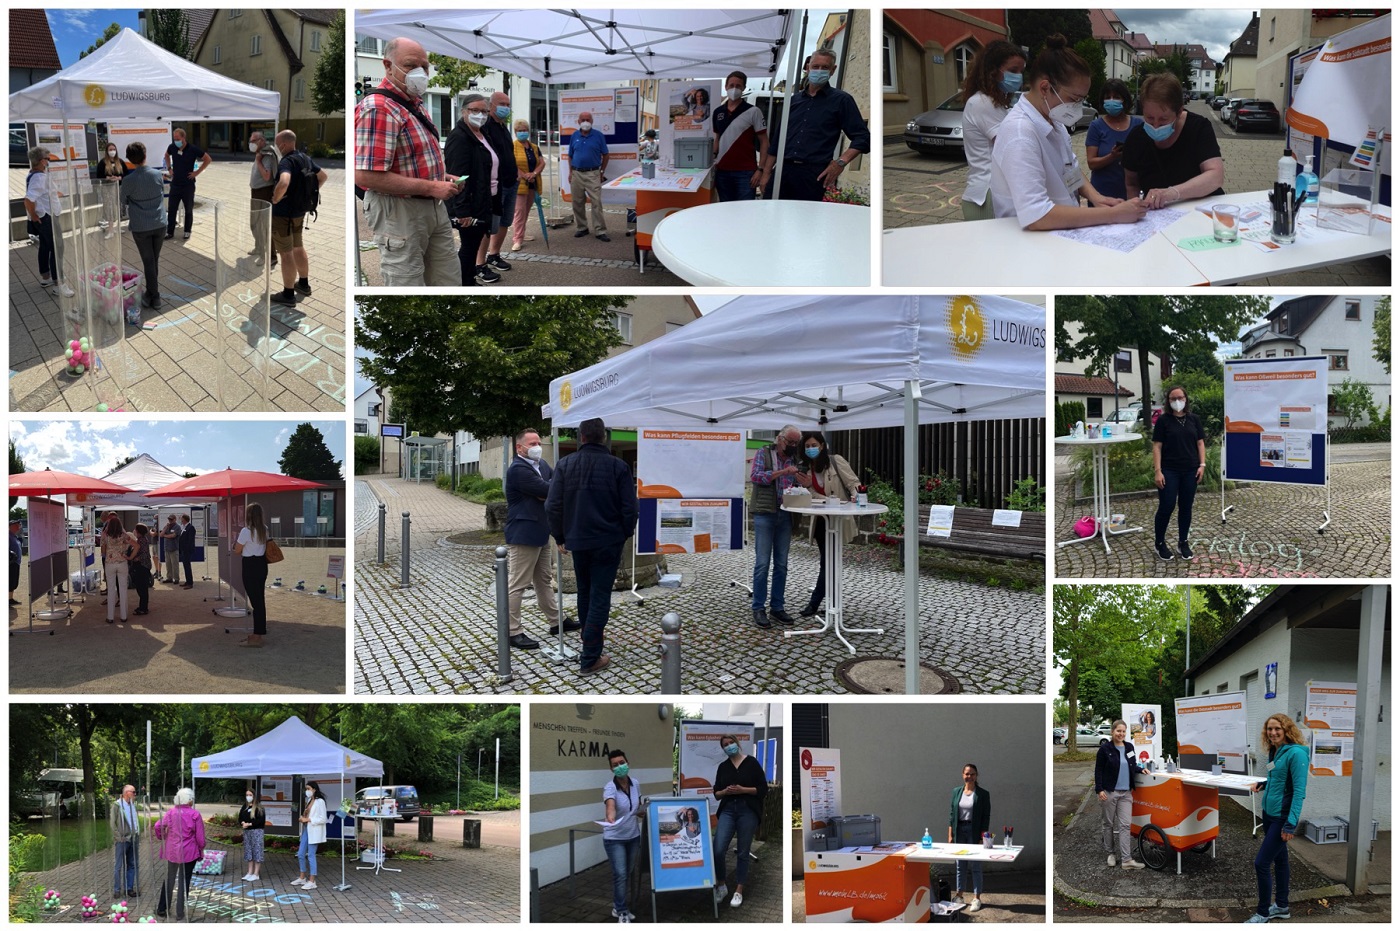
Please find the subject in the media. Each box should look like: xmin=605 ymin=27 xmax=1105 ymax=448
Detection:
xmin=264 ymin=539 xmax=284 ymax=564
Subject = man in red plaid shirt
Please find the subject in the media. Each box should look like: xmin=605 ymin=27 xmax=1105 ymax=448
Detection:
xmin=354 ymin=37 xmax=464 ymax=286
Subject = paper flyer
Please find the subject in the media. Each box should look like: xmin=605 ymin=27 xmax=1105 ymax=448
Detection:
xmin=927 ymin=505 xmax=954 ymax=537
xmin=656 ymin=499 xmax=729 ymax=554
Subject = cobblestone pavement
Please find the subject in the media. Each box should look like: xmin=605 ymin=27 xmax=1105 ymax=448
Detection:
xmin=355 ymin=145 xmax=686 ymax=288
xmin=9 ymin=157 xmax=346 ymax=412
xmin=1053 ymin=458 xmax=1391 ymax=579
xmin=539 ymin=837 xmax=781 ymax=923
xmin=355 ymin=477 xmax=1045 ymax=695
xmin=13 ymin=810 xmax=520 ymax=923
xmin=883 ymin=100 xmax=1389 ymax=287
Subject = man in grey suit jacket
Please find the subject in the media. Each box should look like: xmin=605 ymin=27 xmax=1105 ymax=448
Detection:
xmin=504 ymin=429 xmax=579 ymax=649
xmin=110 ymin=784 xmax=141 ymax=897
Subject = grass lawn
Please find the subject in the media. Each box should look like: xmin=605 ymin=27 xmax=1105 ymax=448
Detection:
xmin=11 ymin=816 xmax=154 ymax=871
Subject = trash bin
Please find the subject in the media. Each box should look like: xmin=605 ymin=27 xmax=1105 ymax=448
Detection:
xmin=463 ymin=818 xmax=481 ymax=848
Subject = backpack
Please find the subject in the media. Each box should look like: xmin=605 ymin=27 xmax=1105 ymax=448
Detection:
xmin=282 ymin=151 xmax=321 ymax=222
xmin=354 ymin=87 xmax=441 ymax=200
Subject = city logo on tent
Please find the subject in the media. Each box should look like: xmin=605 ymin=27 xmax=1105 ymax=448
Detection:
xmin=559 ymin=381 xmax=574 ymax=413
xmin=946 ymin=295 xmax=986 ymax=361
xmin=84 ymin=85 xmax=107 ymax=108
xmin=199 ymin=761 xmax=210 ymax=772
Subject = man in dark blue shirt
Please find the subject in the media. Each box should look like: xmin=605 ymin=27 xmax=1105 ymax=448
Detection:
xmin=566 ymin=112 xmax=612 ymax=240
xmin=162 ymin=128 xmax=212 ymax=240
xmin=762 ymin=48 xmax=871 ymax=201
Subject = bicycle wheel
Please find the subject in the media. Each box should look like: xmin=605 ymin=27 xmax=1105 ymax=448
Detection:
xmin=1137 ymin=824 xmax=1171 ymax=871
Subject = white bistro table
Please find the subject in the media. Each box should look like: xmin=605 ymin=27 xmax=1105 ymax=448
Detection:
xmin=653 ymin=200 xmax=870 ymax=286
xmin=354 ymin=812 xmax=403 ymax=876
xmin=781 ymin=500 xmax=888 ymax=654
xmin=902 ymin=841 xmax=1026 ymax=865
xmin=1054 ymin=432 xmax=1146 ymax=553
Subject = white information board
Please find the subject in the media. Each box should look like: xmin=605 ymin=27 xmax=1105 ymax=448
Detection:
xmin=678 ymin=720 xmax=755 ymax=816
xmin=1223 ymin=356 xmax=1328 ymax=487
xmin=1122 ymin=703 xmax=1163 ymax=767
xmin=798 ymin=746 xmax=842 ymax=852
xmin=1175 ymin=691 xmax=1249 ymax=773
xmin=26 ymin=497 xmax=66 ymax=560
xmin=656 ymin=499 xmax=733 ymax=554
xmin=1305 ymin=680 xmax=1357 ymax=776
xmin=637 ymin=429 xmax=745 ymax=498
xmin=558 ymin=87 xmax=637 ymax=207
xmin=103 ymin=123 xmax=173 ymax=171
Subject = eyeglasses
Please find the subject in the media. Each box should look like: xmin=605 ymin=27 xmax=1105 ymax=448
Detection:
xmin=1052 ymin=85 xmax=1089 ymax=105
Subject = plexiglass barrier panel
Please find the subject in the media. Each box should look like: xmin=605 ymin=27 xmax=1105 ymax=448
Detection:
xmin=63 ymin=174 xmax=136 ymax=411
xmin=214 ymin=198 xmax=273 ymax=410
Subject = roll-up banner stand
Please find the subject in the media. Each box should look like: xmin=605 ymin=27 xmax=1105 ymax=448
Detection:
xmin=677 ymin=720 xmax=756 ymax=817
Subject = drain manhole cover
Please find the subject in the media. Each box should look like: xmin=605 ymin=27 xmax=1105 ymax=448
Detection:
xmin=834 ymin=658 xmax=962 ymax=694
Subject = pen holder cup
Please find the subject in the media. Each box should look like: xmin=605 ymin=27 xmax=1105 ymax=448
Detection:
xmin=1270 ymin=201 xmax=1297 ymax=245
xmin=981 ymin=836 xmax=994 ymax=849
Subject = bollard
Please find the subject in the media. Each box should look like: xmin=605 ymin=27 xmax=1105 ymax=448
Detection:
xmin=400 ymin=511 xmax=411 ymax=587
xmin=377 ymin=503 xmax=386 ymax=564
xmin=659 ymin=612 xmax=682 ymax=694
xmin=417 ymin=814 xmax=434 ymax=843
xmin=530 ymin=868 xmax=541 ymax=922
xmin=463 ymin=819 xmax=481 ymax=848
xmin=494 ymin=546 xmax=513 ymax=682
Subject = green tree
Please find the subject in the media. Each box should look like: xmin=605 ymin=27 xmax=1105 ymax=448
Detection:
xmin=278 ymin=424 xmax=343 ymax=480
xmin=10 ymin=439 xmax=27 ymax=509
xmin=1053 ymin=585 xmax=1182 ymax=753
xmin=1172 ymin=336 xmax=1224 ymax=380
xmin=428 ymin=53 xmax=491 ymax=100
xmin=1073 ymin=37 xmax=1106 ymax=106
xmin=1138 ymin=51 xmax=1192 ymax=90
xmin=357 ymin=296 xmax=629 ymax=440
xmin=1057 ymin=295 xmax=1267 ymax=414
xmin=79 ymin=22 xmax=122 ymax=59
xmin=1332 ymin=378 xmax=1378 ymax=430
xmin=1373 ymin=296 xmax=1390 ymax=374
xmin=310 ymin=11 xmax=347 ymax=117
xmin=146 ymin=9 xmax=192 ymax=60
xmin=1008 ymin=10 xmax=1093 ymax=59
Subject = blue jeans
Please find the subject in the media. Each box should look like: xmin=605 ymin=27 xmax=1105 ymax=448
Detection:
xmin=573 ymin=542 xmax=624 ymax=669
xmin=751 ymin=511 xmax=791 ymax=611
xmin=296 ymin=831 xmax=318 ymax=876
xmin=714 ymin=169 xmax=755 ymax=202
xmin=1154 ymin=467 xmax=1198 ymax=544
xmin=603 ymin=836 xmax=640 ymax=913
xmin=955 ymin=820 xmax=983 ymax=895
xmin=1254 ymin=814 xmax=1291 ymax=916
xmin=113 ymin=837 xmax=138 ymax=893
xmin=714 ymin=805 xmax=759 ymax=886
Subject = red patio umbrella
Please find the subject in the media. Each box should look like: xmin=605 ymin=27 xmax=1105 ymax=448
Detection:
xmin=9 ymin=469 xmax=135 ymax=633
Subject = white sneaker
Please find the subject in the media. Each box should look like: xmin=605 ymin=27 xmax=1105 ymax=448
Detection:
xmin=301 ymin=881 xmax=316 ymax=891
xmin=1121 ymin=859 xmax=1146 ymax=870
xmin=291 ymin=878 xmax=305 ymax=886
xmin=968 ymin=898 xmax=983 ymax=913
xmin=730 ymin=892 xmax=744 ymax=908
xmin=1107 ymin=853 xmax=1117 ymax=867
xmin=713 ymin=884 xmax=728 ymax=904
xmin=182 ymin=230 xmax=191 ymax=240
xmin=60 ymin=284 xmax=75 ymax=298
xmin=241 ymin=873 xmax=254 ymax=881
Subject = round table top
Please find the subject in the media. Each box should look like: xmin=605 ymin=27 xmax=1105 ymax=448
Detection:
xmin=1054 ymin=431 xmax=1145 ymax=446
xmin=354 ymin=812 xmax=403 ymax=820
xmin=782 ymin=501 xmax=889 ymax=517
xmin=652 ymin=200 xmax=870 ymax=286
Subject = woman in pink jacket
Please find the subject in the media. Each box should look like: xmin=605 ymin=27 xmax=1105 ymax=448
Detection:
xmin=154 ymin=787 xmax=206 ymax=920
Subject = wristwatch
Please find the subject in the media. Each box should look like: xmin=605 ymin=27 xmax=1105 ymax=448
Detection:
xmin=835 ymin=157 xmax=848 ymax=167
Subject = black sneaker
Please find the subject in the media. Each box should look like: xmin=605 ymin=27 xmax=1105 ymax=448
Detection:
xmin=475 ymin=264 xmax=501 ymax=284
xmin=1154 ymin=542 xmax=1175 ymax=561
xmin=574 ymin=229 xmax=590 ymax=238
xmin=270 ymin=290 xmax=298 ymax=306
xmin=769 ymin=608 xmax=797 ymax=625
xmin=486 ymin=253 xmax=512 ymax=272
xmin=752 ymin=608 xmax=772 ymax=629
xmin=1177 ymin=541 xmax=1194 ymax=561
xmin=294 ymin=279 xmax=312 ymax=296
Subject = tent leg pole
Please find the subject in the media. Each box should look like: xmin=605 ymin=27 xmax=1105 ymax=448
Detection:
xmin=903 ymin=380 xmax=921 ymax=695
xmin=772 ymin=11 xmax=809 ymax=200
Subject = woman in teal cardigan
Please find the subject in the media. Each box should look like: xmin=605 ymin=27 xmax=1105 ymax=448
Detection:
xmin=949 ymin=763 xmax=992 ymax=913
xmin=1247 ymin=713 xmax=1309 ymax=923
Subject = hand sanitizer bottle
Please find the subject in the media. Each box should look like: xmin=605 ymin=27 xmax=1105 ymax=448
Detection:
xmin=921 ymin=827 xmax=933 ymax=849
xmin=1298 ymin=155 xmax=1319 ymax=205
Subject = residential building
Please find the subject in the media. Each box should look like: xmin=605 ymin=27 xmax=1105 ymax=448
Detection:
xmin=1184 ymin=584 xmax=1389 ymax=893
xmin=1056 ymin=321 xmax=1167 ymax=420
xmin=1055 ymin=373 xmax=1135 ymax=423
xmin=191 ymin=9 xmax=345 ymax=153
xmin=1148 ymin=43 xmax=1218 ymax=98
xmin=1255 ymin=10 xmax=1381 ymax=111
xmin=882 ymin=10 xmax=1011 ymax=135
xmin=353 ymin=385 xmax=385 ymax=436
xmin=1089 ymin=9 xmax=1138 ymax=83
xmin=137 ymin=9 xmax=214 ymax=54
xmin=1238 ymin=295 xmax=1389 ymax=426
xmin=1220 ymin=13 xmax=1260 ymax=96
xmin=10 ymin=9 xmax=60 ymax=90
xmin=822 ymin=9 xmax=871 ymax=192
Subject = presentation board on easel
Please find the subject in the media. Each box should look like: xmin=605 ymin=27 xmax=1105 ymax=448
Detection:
xmin=26 ymin=497 xmax=68 ymax=601
xmin=1222 ymin=356 xmax=1330 ymax=529
xmin=636 ymin=429 xmax=745 ymax=554
xmin=1175 ymin=691 xmax=1250 ymax=775
xmin=645 ymin=796 xmax=716 ymax=920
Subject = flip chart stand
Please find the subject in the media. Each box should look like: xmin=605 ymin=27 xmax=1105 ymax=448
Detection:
xmin=1220 ymin=434 xmax=1332 ymax=533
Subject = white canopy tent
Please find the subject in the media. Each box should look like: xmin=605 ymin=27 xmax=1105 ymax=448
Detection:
xmin=74 ymin=453 xmax=219 ymax=510
xmin=543 ymin=294 xmax=1046 ymax=694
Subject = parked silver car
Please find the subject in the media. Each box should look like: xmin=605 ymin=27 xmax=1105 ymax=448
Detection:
xmin=905 ymin=91 xmax=1097 ymax=156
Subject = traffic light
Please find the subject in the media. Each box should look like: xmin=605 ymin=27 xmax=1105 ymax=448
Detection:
xmin=355 ymin=80 xmax=365 ymax=99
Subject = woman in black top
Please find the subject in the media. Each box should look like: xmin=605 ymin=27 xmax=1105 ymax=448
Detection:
xmin=711 ymin=734 xmax=768 ymax=909
xmin=443 ymin=93 xmax=502 ymax=286
xmin=97 ymin=141 xmax=128 ymax=235
xmin=1152 ymin=385 xmax=1207 ymax=561
xmin=1122 ymin=73 xmax=1225 ymax=210
xmin=238 ymin=789 xmax=267 ymax=882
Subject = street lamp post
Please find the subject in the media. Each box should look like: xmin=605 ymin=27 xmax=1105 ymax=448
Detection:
xmin=477 ymin=748 xmax=484 ymax=782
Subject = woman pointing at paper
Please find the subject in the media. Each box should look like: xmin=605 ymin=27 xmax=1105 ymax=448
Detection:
xmin=1122 ymin=73 xmax=1225 ymax=210
xmin=989 ymin=35 xmax=1148 ymax=231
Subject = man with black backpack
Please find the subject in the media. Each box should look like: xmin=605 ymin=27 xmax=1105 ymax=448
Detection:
xmin=269 ymin=130 xmax=327 ymax=307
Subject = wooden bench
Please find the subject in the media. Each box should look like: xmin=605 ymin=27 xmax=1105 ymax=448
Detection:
xmin=912 ymin=505 xmax=1046 ymax=561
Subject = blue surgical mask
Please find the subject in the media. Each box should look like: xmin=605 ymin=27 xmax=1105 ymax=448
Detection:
xmin=806 ymin=69 xmax=830 ymax=86
xmin=495 ymin=105 xmax=511 ymax=120
xmin=1142 ymin=120 xmax=1176 ymax=142
xmin=804 ymin=447 xmax=820 ymax=459
xmin=724 ymin=743 xmax=741 ymax=757
xmin=998 ymin=71 xmax=1023 ymax=93
xmin=175 ymin=140 xmax=184 ymax=150
xmin=516 ymin=131 xmax=530 ymax=141
xmin=1102 ymin=100 xmax=1124 ymax=116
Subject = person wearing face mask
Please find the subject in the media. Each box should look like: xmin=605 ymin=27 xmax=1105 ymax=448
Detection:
xmin=22 ymin=146 xmax=71 ymax=298
xmin=748 ymin=425 xmax=812 ymax=628
xmin=711 ymin=735 xmax=768 ymax=909
xmin=760 ymin=48 xmax=871 ymax=201
xmin=567 ymin=110 xmax=611 ymax=240
xmin=959 ymin=41 xmax=1027 ymax=221
xmin=601 ymin=749 xmax=643 ymax=923
xmin=119 ymin=142 xmax=167 ymax=310
xmin=238 ymin=789 xmax=266 ymax=883
xmin=1122 ymin=73 xmax=1224 ymax=210
xmin=354 ymin=37 xmax=464 ymax=287
xmin=1084 ymin=79 xmax=1143 ymax=202
xmin=510 ymin=120 xmax=543 ymax=251
xmin=479 ymin=91 xmax=520 ymax=275
xmin=247 ymin=130 xmax=280 ymax=268
xmin=950 ymin=763 xmax=993 ymax=911
xmin=269 ymin=130 xmax=328 ymax=307
xmin=293 ymin=781 xmax=328 ymax=891
xmin=796 ymin=431 xmax=860 ymax=618
xmin=712 ymin=70 xmax=770 ymax=202
xmin=989 ymin=35 xmax=1149 ymax=230
xmin=444 ymin=93 xmax=503 ymax=285
xmin=161 ymin=128 xmax=211 ymax=241
xmin=97 ymin=141 xmax=128 ymax=237
xmin=1151 ymin=385 xmax=1206 ymax=561
xmin=505 ymin=428 xmax=578 ymax=649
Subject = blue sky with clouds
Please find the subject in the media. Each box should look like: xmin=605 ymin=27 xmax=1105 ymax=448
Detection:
xmin=10 ymin=420 xmax=345 ymax=479
xmin=45 ymin=9 xmax=143 ymax=67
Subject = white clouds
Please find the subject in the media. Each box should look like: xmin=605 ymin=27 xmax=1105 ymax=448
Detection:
xmin=1115 ymin=9 xmax=1257 ymax=63
xmin=12 ymin=422 xmax=137 ymax=478
xmin=274 ymin=428 xmax=291 ymax=447
xmin=51 ymin=10 xmax=96 ymax=31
